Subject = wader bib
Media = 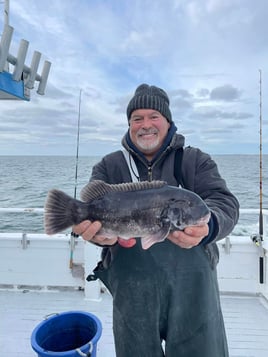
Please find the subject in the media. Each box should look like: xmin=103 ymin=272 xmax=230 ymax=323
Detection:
xmin=89 ymin=149 xmax=229 ymax=356
xmin=92 ymin=239 xmax=229 ymax=357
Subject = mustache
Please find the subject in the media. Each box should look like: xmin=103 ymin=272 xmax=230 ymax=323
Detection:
xmin=137 ymin=128 xmax=158 ymax=136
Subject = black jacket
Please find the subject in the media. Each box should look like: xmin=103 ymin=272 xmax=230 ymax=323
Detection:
xmin=90 ymin=131 xmax=239 ymax=268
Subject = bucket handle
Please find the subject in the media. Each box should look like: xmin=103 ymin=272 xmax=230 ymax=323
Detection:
xmin=43 ymin=313 xmax=60 ymax=320
xmin=76 ymin=341 xmax=93 ymax=357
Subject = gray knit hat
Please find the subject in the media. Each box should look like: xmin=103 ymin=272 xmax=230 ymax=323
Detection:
xmin=126 ymin=84 xmax=172 ymax=123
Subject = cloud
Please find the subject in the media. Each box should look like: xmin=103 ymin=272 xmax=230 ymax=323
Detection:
xmin=0 ymin=0 xmax=266 ymax=155
xmin=210 ymin=85 xmax=242 ymax=102
xmin=196 ymin=88 xmax=210 ymax=98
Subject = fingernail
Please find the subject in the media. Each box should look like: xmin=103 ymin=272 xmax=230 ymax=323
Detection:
xmin=92 ymin=221 xmax=101 ymax=231
xmin=185 ymin=228 xmax=192 ymax=235
xmin=81 ymin=220 xmax=91 ymax=230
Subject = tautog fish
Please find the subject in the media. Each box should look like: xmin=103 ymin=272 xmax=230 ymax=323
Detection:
xmin=44 ymin=180 xmax=211 ymax=249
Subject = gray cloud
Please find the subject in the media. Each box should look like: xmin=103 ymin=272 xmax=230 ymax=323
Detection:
xmin=172 ymin=97 xmax=193 ymax=112
xmin=189 ymin=107 xmax=253 ymax=121
xmin=196 ymin=88 xmax=210 ymax=98
xmin=210 ymin=85 xmax=242 ymax=102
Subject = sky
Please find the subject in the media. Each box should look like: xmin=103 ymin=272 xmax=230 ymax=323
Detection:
xmin=0 ymin=0 xmax=268 ymax=156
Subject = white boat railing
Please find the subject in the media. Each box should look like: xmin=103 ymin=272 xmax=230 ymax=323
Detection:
xmin=0 ymin=207 xmax=268 ymax=239
xmin=0 ymin=207 xmax=44 ymax=213
xmin=0 ymin=207 xmax=268 ymax=301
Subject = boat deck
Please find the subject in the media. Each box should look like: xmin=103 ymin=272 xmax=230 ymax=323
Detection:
xmin=1 ymin=289 xmax=268 ymax=357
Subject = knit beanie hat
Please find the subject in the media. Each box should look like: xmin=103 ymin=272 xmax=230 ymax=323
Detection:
xmin=126 ymin=84 xmax=172 ymax=123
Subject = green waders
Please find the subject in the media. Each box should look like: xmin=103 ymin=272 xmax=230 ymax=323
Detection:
xmin=93 ymin=240 xmax=229 ymax=357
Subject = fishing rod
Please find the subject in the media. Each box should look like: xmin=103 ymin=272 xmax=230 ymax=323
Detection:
xmin=258 ymin=69 xmax=264 ymax=284
xmin=74 ymin=89 xmax=82 ymax=200
xmin=69 ymin=89 xmax=82 ymax=269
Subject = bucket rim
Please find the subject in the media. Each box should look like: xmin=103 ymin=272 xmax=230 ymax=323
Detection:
xmin=31 ymin=310 xmax=102 ymax=356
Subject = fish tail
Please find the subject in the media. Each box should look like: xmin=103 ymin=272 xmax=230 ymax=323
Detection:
xmin=44 ymin=189 xmax=86 ymax=235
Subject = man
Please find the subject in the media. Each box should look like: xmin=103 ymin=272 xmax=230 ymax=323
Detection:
xmin=73 ymin=84 xmax=239 ymax=357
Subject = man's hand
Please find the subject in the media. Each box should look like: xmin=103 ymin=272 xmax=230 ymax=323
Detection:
xmin=72 ymin=220 xmax=118 ymax=246
xmin=72 ymin=220 xmax=137 ymax=248
xmin=73 ymin=220 xmax=208 ymax=249
xmin=167 ymin=224 xmax=209 ymax=249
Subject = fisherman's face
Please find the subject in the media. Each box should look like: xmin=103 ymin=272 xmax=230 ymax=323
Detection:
xmin=129 ymin=109 xmax=170 ymax=161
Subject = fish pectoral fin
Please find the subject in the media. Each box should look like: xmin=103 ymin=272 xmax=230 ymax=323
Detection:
xmin=141 ymin=226 xmax=170 ymax=250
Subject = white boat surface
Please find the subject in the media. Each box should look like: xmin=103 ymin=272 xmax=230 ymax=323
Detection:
xmin=1 ymin=207 xmax=268 ymax=357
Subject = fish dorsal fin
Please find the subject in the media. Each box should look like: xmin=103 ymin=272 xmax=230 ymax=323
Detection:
xmin=80 ymin=180 xmax=166 ymax=202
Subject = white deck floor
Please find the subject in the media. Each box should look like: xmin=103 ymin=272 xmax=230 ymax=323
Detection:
xmin=1 ymin=289 xmax=268 ymax=357
xmin=221 ymin=294 xmax=268 ymax=357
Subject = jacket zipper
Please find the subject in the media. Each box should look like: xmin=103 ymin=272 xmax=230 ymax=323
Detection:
xmin=148 ymin=165 xmax=152 ymax=181
xmin=147 ymin=145 xmax=173 ymax=181
xmin=126 ymin=142 xmax=175 ymax=181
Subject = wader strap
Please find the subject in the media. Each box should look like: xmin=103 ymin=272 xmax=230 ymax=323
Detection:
xmin=122 ymin=150 xmax=139 ymax=182
xmin=174 ymin=147 xmax=184 ymax=187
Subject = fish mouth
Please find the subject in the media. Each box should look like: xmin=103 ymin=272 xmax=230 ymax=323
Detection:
xmin=196 ymin=212 xmax=211 ymax=226
xmin=172 ymin=212 xmax=211 ymax=231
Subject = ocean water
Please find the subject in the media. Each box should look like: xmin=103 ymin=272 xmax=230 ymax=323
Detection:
xmin=0 ymin=155 xmax=267 ymax=236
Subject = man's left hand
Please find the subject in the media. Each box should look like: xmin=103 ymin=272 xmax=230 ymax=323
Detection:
xmin=167 ymin=224 xmax=209 ymax=249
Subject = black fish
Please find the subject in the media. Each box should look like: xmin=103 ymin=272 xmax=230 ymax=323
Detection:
xmin=44 ymin=180 xmax=210 ymax=249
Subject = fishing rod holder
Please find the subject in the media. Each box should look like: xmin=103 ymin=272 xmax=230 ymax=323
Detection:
xmin=0 ymin=24 xmax=51 ymax=100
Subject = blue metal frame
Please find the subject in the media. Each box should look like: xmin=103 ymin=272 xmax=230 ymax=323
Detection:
xmin=0 ymin=71 xmax=29 ymax=100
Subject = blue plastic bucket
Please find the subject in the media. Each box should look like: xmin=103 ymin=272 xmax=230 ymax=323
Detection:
xmin=31 ymin=311 xmax=102 ymax=357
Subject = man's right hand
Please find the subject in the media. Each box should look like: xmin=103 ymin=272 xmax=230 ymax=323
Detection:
xmin=72 ymin=220 xmax=118 ymax=246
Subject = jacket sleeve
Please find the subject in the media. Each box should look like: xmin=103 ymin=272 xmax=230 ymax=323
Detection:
xmin=182 ymin=147 xmax=240 ymax=242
